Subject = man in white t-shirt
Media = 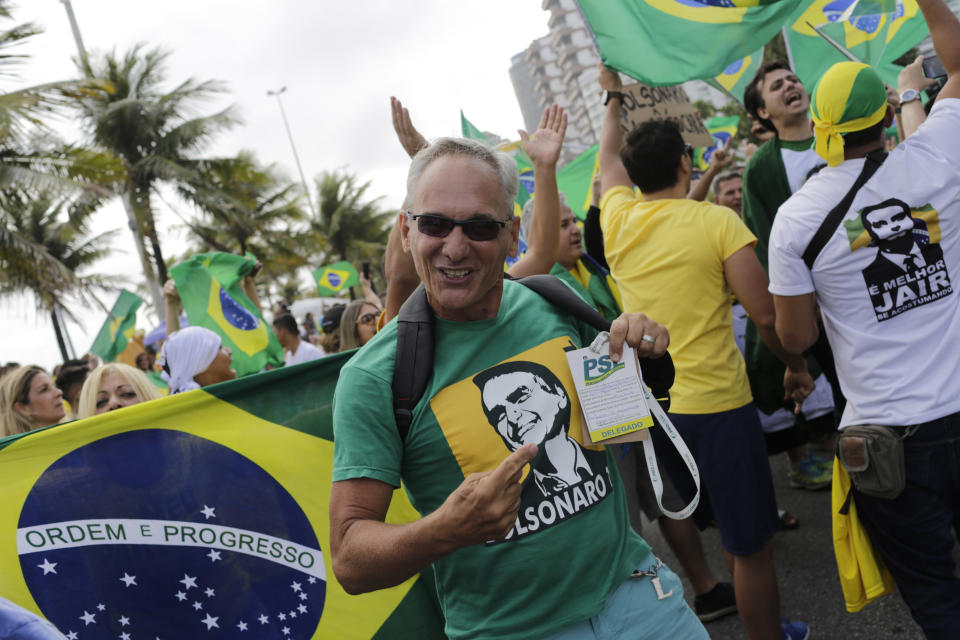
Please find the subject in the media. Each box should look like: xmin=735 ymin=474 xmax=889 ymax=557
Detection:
xmin=272 ymin=314 xmax=325 ymax=366
xmin=769 ymin=2 xmax=960 ymax=633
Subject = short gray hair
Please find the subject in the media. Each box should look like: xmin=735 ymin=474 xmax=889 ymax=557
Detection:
xmin=406 ymin=137 xmax=519 ymax=219
xmin=520 ymin=191 xmax=569 ymax=240
xmin=713 ymin=169 xmax=742 ymax=199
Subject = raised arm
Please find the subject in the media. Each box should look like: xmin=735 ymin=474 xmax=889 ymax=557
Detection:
xmin=390 ymin=96 xmax=429 ymax=159
xmin=383 ymin=212 xmax=420 ymax=322
xmin=687 ymin=139 xmax=734 ymax=202
xmin=163 ymin=279 xmax=181 ymax=335
xmin=507 ymin=104 xmax=567 ymax=278
xmin=916 ymin=0 xmax=960 ymax=102
xmin=597 ymin=66 xmax=633 ymax=196
xmin=897 ymin=56 xmax=936 ymax=138
xmin=330 ymin=444 xmax=537 ymax=594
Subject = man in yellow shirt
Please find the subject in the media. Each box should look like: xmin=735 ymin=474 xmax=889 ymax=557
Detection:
xmin=597 ymin=67 xmax=814 ymax=640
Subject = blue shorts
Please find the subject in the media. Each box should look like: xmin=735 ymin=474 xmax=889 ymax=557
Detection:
xmin=541 ymin=552 xmax=708 ymax=640
xmin=652 ymin=402 xmax=780 ymax=555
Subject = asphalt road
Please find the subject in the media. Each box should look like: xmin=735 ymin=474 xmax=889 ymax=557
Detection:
xmin=639 ymin=454 xmax=931 ymax=639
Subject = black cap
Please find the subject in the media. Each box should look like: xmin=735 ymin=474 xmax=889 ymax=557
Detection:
xmin=321 ymin=304 xmax=346 ymax=334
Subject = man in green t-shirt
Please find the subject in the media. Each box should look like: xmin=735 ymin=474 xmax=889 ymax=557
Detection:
xmin=742 ymin=61 xmax=837 ymax=489
xmin=329 ymin=134 xmax=708 ymax=640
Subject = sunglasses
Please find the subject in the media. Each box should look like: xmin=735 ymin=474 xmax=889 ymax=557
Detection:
xmin=357 ymin=312 xmax=379 ymax=326
xmin=407 ymin=212 xmax=508 ymax=242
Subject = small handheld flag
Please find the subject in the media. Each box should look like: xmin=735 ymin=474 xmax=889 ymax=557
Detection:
xmin=89 ymin=290 xmax=143 ymax=362
xmin=312 ymin=262 xmax=360 ymax=297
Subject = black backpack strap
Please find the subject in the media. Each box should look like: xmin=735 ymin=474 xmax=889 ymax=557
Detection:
xmin=393 ymin=284 xmax=434 ymax=441
xmin=517 ymin=274 xmax=675 ymax=407
xmin=802 ymin=150 xmax=888 ymax=270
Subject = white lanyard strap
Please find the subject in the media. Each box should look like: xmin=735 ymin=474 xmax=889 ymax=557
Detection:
xmin=638 ymin=383 xmax=700 ymax=520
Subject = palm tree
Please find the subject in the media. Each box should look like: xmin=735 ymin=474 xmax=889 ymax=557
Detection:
xmin=309 ymin=168 xmax=394 ymax=265
xmin=0 ymin=189 xmax=118 ymax=359
xmin=75 ymin=44 xmax=239 ymax=310
xmin=178 ymin=151 xmax=305 ymax=257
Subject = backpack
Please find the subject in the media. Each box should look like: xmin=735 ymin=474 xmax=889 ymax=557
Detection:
xmin=392 ymin=274 xmax=675 ymax=440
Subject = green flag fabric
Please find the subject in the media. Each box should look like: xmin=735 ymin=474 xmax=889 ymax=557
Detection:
xmin=707 ymin=49 xmax=764 ymax=104
xmin=785 ymin=0 xmax=928 ymax=89
xmin=0 ymin=354 xmax=445 ymax=639
xmin=170 ymin=252 xmax=283 ymax=376
xmin=557 ymin=144 xmax=599 ymax=218
xmin=578 ymin=0 xmax=802 ymax=86
xmin=312 ymin=261 xmax=360 ymax=296
xmin=461 ymin=111 xmax=533 ymax=207
xmin=695 ymin=116 xmax=740 ymax=172
xmin=88 ymin=289 xmax=143 ymax=362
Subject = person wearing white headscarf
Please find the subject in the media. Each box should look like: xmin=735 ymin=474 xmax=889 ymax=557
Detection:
xmin=159 ymin=327 xmax=236 ymax=394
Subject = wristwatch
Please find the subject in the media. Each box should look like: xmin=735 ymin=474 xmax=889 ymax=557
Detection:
xmin=604 ymin=91 xmax=624 ymax=106
xmin=896 ymin=88 xmax=920 ymax=113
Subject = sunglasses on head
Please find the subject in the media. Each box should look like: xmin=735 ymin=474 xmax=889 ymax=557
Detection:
xmin=407 ymin=212 xmax=508 ymax=242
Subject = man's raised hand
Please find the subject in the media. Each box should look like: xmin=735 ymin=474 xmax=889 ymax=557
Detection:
xmin=390 ymin=96 xmax=429 ymax=159
xmin=519 ymin=104 xmax=567 ymax=169
xmin=434 ymin=443 xmax=538 ymax=546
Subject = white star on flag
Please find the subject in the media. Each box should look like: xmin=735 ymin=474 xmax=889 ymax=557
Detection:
xmin=204 ymin=587 xmax=215 ymax=597
xmin=308 ymin=576 xmax=316 ymax=584
xmin=258 ymin=614 xmax=269 ymax=624
xmin=291 ymin=581 xmax=302 ymax=592
xmin=277 ymin=612 xmax=286 ymax=621
xmin=120 ymin=633 xmax=131 ymax=640
xmin=79 ymin=611 xmax=95 ymax=626
xmin=237 ymin=621 xmax=248 ymax=631
xmin=119 ymin=572 xmax=137 ymax=587
xmin=282 ymin=627 xmax=290 ymax=636
xmin=175 ymin=591 xmax=187 ymax=602
xmin=37 ymin=558 xmax=57 ymax=575
xmin=201 ymin=505 xmax=216 ymax=519
xmin=65 ymin=632 xmax=78 ymax=640
xmin=119 ymin=616 xmax=130 ymax=626
xmin=298 ymin=604 xmax=307 ymax=614
xmin=192 ymin=601 xmax=203 ymax=611
xmin=180 ymin=574 xmax=198 ymax=589
xmin=96 ymin=603 xmax=106 ymax=611
xmin=206 ymin=549 xmax=222 ymax=562
xmin=298 ymin=592 xmax=308 ymax=601
xmin=201 ymin=614 xmax=219 ymax=630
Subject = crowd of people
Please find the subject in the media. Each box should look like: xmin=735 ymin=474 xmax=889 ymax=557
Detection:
xmin=2 ymin=0 xmax=959 ymax=637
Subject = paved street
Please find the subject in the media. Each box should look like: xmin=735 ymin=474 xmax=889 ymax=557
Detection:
xmin=639 ymin=454 xmax=929 ymax=639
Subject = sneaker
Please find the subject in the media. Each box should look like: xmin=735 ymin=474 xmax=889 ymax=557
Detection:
xmin=788 ymin=454 xmax=832 ymax=490
xmin=782 ymin=618 xmax=810 ymax=640
xmin=694 ymin=582 xmax=737 ymax=622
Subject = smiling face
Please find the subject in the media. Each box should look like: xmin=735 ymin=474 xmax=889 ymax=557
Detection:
xmin=757 ymin=68 xmax=809 ymax=129
xmin=557 ymin=204 xmax=583 ymax=270
xmin=14 ymin=372 xmax=65 ymax=428
xmin=402 ymin=155 xmax=519 ymax=322
xmin=481 ymin=371 xmax=568 ymax=450
xmin=95 ymin=371 xmax=143 ymax=415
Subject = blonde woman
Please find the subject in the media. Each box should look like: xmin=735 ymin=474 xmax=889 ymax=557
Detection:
xmin=338 ymin=300 xmax=380 ymax=352
xmin=0 ymin=365 xmax=66 ymax=437
xmin=76 ymin=363 xmax=163 ymax=419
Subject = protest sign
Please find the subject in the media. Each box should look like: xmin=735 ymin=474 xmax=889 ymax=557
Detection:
xmin=619 ymin=83 xmax=713 ymax=148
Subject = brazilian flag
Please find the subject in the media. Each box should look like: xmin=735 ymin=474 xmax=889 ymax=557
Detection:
xmin=461 ymin=111 xmax=532 ymax=208
xmin=578 ymin=0 xmax=801 ymax=86
xmin=88 ymin=289 xmax=143 ymax=362
xmin=0 ymin=354 xmax=445 ymax=639
xmin=557 ymin=144 xmax=599 ymax=219
xmin=312 ymin=261 xmax=360 ymax=296
xmin=785 ymin=0 xmax=928 ymax=89
xmin=171 ymin=252 xmax=283 ymax=376
xmin=707 ymin=49 xmax=763 ymax=104
xmin=694 ymin=116 xmax=740 ymax=172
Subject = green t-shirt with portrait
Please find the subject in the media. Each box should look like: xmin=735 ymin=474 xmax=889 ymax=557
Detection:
xmin=332 ymin=280 xmax=651 ymax=640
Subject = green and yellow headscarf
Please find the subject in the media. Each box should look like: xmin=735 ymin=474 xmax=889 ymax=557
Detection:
xmin=810 ymin=62 xmax=888 ymax=167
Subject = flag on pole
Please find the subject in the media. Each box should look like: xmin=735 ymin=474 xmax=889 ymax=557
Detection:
xmin=708 ymin=49 xmax=764 ymax=104
xmin=784 ymin=0 xmax=928 ymax=88
xmin=694 ymin=116 xmax=741 ymax=172
xmin=88 ymin=290 xmax=143 ymax=362
xmin=170 ymin=252 xmax=283 ymax=376
xmin=0 ymin=353 xmax=445 ymax=639
xmin=557 ymin=144 xmax=600 ymax=218
xmin=312 ymin=261 xmax=360 ymax=297
xmin=578 ymin=0 xmax=801 ymax=86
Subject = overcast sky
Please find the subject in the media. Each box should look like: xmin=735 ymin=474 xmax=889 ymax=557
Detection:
xmin=2 ymin=0 xmax=553 ymax=370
